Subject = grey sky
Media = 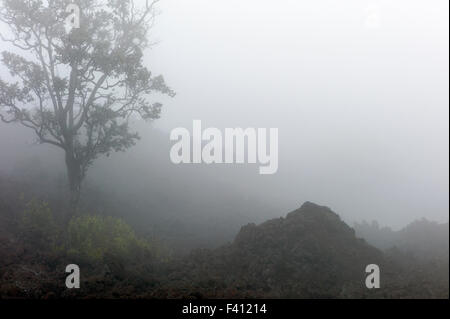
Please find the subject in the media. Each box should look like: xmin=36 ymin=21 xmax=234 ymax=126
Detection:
xmin=0 ymin=0 xmax=448 ymax=229
xmin=147 ymin=0 xmax=449 ymax=227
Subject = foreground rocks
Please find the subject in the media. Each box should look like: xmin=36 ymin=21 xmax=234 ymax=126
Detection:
xmin=0 ymin=201 xmax=448 ymax=298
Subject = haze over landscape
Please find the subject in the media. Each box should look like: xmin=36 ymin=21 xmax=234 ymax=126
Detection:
xmin=0 ymin=0 xmax=448 ymax=299
xmin=1 ymin=0 xmax=448 ymax=229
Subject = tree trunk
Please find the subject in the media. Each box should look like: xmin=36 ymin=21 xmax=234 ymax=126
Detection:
xmin=65 ymin=151 xmax=82 ymax=221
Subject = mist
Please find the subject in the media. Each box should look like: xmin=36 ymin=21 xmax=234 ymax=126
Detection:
xmin=0 ymin=0 xmax=448 ymax=300
xmin=1 ymin=0 xmax=448 ymax=230
xmin=150 ymin=0 xmax=449 ymax=228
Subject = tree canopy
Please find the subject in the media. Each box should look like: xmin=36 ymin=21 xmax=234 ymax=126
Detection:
xmin=0 ymin=0 xmax=174 ymax=210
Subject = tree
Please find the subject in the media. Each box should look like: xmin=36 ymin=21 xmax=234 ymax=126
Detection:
xmin=0 ymin=0 xmax=174 ymax=217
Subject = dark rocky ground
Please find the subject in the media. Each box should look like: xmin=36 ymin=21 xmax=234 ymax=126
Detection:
xmin=0 ymin=178 xmax=448 ymax=299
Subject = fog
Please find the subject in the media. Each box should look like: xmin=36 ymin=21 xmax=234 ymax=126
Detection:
xmin=0 ymin=0 xmax=448 ymax=234
xmin=150 ymin=0 xmax=449 ymax=227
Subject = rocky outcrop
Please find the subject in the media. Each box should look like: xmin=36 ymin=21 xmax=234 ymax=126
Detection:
xmin=175 ymin=202 xmax=386 ymax=298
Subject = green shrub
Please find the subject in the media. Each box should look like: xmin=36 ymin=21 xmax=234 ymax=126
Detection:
xmin=67 ymin=215 xmax=155 ymax=264
xmin=18 ymin=197 xmax=169 ymax=265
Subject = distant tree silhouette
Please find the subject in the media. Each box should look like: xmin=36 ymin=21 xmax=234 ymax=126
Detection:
xmin=0 ymin=0 xmax=174 ymax=217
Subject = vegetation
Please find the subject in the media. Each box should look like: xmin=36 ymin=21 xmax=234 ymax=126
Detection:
xmin=0 ymin=0 xmax=174 ymax=216
xmin=16 ymin=196 xmax=167 ymax=264
xmin=19 ymin=198 xmax=60 ymax=250
xmin=2 ymin=193 xmax=447 ymax=299
xmin=67 ymin=215 xmax=154 ymax=264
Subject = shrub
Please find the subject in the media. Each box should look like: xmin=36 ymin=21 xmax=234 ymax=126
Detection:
xmin=18 ymin=198 xmax=168 ymax=266
xmin=66 ymin=215 xmax=155 ymax=264
xmin=19 ymin=198 xmax=59 ymax=249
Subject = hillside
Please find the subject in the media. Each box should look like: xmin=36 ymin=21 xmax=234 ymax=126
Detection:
xmin=0 ymin=191 xmax=448 ymax=298
xmin=158 ymin=202 xmax=448 ymax=298
xmin=165 ymin=202 xmax=387 ymax=298
xmin=354 ymin=219 xmax=449 ymax=261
